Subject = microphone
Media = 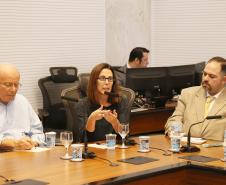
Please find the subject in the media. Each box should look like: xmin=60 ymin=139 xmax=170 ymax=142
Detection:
xmin=180 ymin=115 xmax=223 ymax=152
xmin=104 ymin=91 xmax=119 ymax=97
xmin=206 ymin=115 xmax=222 ymax=119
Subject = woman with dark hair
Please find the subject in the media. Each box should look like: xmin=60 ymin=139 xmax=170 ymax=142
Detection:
xmin=75 ymin=63 xmax=128 ymax=142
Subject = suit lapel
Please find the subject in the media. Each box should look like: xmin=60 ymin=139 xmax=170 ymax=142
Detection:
xmin=194 ymin=87 xmax=206 ymax=122
xmin=209 ymin=88 xmax=226 ymax=116
xmin=201 ymin=88 xmax=226 ymax=136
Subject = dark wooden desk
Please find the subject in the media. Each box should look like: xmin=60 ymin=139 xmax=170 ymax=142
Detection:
xmin=130 ymin=108 xmax=174 ymax=135
xmin=1 ymin=135 xmax=226 ymax=185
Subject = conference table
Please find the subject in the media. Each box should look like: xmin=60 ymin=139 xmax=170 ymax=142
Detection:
xmin=0 ymin=135 xmax=226 ymax=185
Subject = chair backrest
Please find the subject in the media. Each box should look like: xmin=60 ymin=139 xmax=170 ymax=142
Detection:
xmin=119 ymin=86 xmax=135 ymax=121
xmin=61 ymin=85 xmax=82 ymax=141
xmin=38 ymin=67 xmax=79 ymax=130
xmin=78 ymin=73 xmax=90 ymax=96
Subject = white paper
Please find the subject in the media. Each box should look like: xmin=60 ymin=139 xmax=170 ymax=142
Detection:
xmin=88 ymin=143 xmax=119 ymax=149
xmin=88 ymin=143 xmax=108 ymax=149
xmin=16 ymin=147 xmax=51 ymax=152
xmin=131 ymin=107 xmax=149 ymax=113
xmin=181 ymin=137 xmax=206 ymax=144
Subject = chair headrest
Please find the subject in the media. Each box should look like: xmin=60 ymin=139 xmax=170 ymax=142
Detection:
xmin=49 ymin=67 xmax=78 ymax=83
xmin=78 ymin=73 xmax=90 ymax=95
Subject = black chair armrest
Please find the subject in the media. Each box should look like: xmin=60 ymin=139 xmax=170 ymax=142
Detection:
xmin=38 ymin=108 xmax=49 ymax=121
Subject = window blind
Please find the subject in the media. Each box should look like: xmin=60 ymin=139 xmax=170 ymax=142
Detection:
xmin=150 ymin=0 xmax=226 ymax=67
xmin=0 ymin=0 xmax=105 ymax=111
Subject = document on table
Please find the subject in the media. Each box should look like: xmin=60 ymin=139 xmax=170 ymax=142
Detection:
xmin=181 ymin=137 xmax=206 ymax=144
xmin=89 ymin=143 xmax=108 ymax=149
xmin=16 ymin=147 xmax=51 ymax=152
xmin=89 ymin=143 xmax=119 ymax=149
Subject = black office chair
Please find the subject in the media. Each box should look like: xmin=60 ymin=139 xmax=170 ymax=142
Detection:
xmin=38 ymin=67 xmax=79 ymax=131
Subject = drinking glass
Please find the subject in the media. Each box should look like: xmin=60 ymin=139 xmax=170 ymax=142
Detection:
xmin=118 ymin=123 xmax=129 ymax=149
xmin=60 ymin=131 xmax=73 ymax=159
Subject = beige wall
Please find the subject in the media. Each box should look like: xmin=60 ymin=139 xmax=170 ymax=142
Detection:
xmin=106 ymin=0 xmax=151 ymax=66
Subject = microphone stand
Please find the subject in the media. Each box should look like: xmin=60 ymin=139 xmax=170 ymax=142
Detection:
xmin=82 ymin=126 xmax=96 ymax=159
xmin=180 ymin=115 xmax=223 ymax=153
xmin=62 ymin=95 xmax=96 ymax=158
xmin=180 ymin=120 xmax=204 ymax=152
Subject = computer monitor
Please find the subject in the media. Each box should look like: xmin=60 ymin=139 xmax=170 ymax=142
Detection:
xmin=195 ymin=61 xmax=205 ymax=85
xmin=126 ymin=67 xmax=168 ymax=98
xmin=167 ymin=64 xmax=196 ymax=98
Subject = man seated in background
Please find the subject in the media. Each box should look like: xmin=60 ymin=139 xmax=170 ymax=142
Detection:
xmin=0 ymin=63 xmax=44 ymax=150
xmin=115 ymin=47 xmax=150 ymax=86
xmin=165 ymin=56 xmax=226 ymax=141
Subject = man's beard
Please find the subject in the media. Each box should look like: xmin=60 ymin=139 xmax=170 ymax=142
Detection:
xmin=202 ymin=81 xmax=212 ymax=92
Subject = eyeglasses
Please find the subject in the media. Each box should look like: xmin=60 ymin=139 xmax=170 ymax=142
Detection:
xmin=0 ymin=82 xmax=22 ymax=89
xmin=98 ymin=76 xmax=114 ymax=82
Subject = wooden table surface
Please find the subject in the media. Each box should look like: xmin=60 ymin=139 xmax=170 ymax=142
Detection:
xmin=0 ymin=135 xmax=226 ymax=185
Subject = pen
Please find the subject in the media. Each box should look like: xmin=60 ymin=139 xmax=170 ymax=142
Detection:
xmin=23 ymin=131 xmax=33 ymax=137
xmin=202 ymin=143 xmax=223 ymax=148
xmin=22 ymin=132 xmax=46 ymax=147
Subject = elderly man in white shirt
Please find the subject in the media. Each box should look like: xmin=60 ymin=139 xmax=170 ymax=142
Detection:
xmin=0 ymin=63 xmax=44 ymax=150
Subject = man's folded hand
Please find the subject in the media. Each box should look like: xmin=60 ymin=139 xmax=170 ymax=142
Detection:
xmin=1 ymin=138 xmax=38 ymax=150
xmin=15 ymin=138 xmax=37 ymax=150
xmin=0 ymin=139 xmax=15 ymax=152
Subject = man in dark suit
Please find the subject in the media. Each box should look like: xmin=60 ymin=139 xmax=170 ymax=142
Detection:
xmin=115 ymin=47 xmax=150 ymax=86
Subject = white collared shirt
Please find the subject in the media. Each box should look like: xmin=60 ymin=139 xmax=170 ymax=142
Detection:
xmin=206 ymin=88 xmax=225 ymax=112
xmin=0 ymin=94 xmax=44 ymax=143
